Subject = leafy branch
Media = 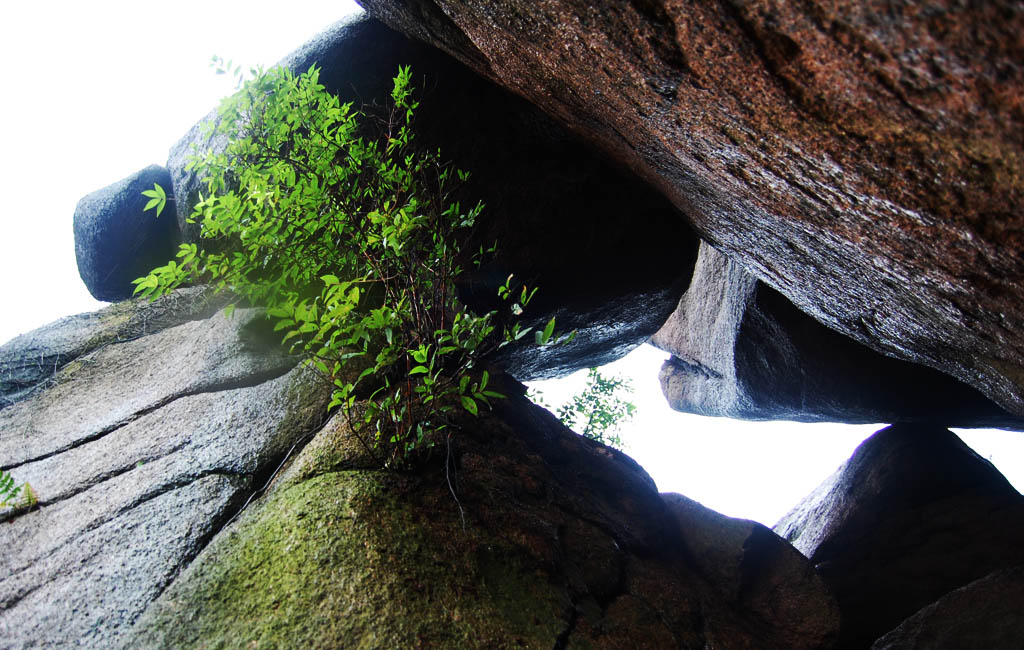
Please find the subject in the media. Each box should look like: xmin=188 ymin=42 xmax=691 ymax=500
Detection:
xmin=135 ymin=63 xmax=565 ymax=467
xmin=530 ymin=368 xmax=636 ymax=450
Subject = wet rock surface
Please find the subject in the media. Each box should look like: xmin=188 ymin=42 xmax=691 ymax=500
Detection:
xmin=356 ymin=0 xmax=1024 ymax=414
xmin=775 ymin=423 xmax=1024 ymax=649
xmin=163 ymin=15 xmax=698 ymax=380
xmin=0 ymin=292 xmax=331 ymax=648
xmin=123 ymin=380 xmax=840 ymax=649
xmin=654 ymin=242 xmax=1024 ymax=428
xmin=73 ymin=165 xmax=180 ymax=302
xmin=871 ymin=565 xmax=1024 ymax=650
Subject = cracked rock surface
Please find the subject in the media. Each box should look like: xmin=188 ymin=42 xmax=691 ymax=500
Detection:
xmin=124 ymin=378 xmax=840 ymax=649
xmin=0 ymin=287 xmax=229 ymax=411
xmin=0 ymin=294 xmax=331 ymax=648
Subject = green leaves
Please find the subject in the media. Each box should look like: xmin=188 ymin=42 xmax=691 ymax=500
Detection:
xmin=142 ymin=183 xmax=168 ymax=217
xmin=552 ymin=368 xmax=636 ymax=450
xmin=460 ymin=395 xmax=479 ymax=416
xmin=131 ymin=63 xmax=568 ymax=470
xmin=535 ymin=317 xmax=556 ymax=345
xmin=0 ymin=470 xmax=34 ymax=510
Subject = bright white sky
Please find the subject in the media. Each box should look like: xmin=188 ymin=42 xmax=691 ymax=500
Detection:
xmin=1 ymin=0 xmax=1020 ymax=527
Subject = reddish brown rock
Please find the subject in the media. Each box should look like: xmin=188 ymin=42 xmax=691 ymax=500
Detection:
xmin=356 ymin=0 xmax=1024 ymax=413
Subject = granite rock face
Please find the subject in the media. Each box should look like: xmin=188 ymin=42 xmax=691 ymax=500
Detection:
xmin=0 ymin=294 xmax=331 ymax=648
xmin=0 ymin=286 xmax=228 ymax=410
xmin=774 ymin=423 xmax=1024 ymax=649
xmin=1 ymin=296 xmax=846 ymax=649
xmin=356 ymin=0 xmax=1024 ymax=414
xmin=163 ymin=15 xmax=698 ymax=380
xmin=73 ymin=165 xmax=180 ymax=302
xmin=653 ymin=241 xmax=1024 ymax=427
xmin=871 ymin=565 xmax=1024 ymax=650
xmin=122 ymin=380 xmax=840 ymax=650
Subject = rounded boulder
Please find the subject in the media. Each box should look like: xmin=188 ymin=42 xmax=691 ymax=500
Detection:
xmin=74 ymin=165 xmax=180 ymax=302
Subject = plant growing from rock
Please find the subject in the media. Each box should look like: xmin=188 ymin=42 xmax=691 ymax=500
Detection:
xmin=134 ymin=63 xmax=560 ymax=467
xmin=0 ymin=470 xmax=36 ymax=510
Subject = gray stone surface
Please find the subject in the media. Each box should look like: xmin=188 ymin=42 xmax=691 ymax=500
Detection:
xmin=73 ymin=165 xmax=180 ymax=302
xmin=871 ymin=565 xmax=1024 ymax=650
xmin=774 ymin=423 xmax=1024 ymax=650
xmin=0 ymin=298 xmax=331 ymax=648
xmin=0 ymin=286 xmax=228 ymax=410
xmin=0 ymin=307 xmax=296 ymax=468
xmin=654 ymin=241 xmax=1024 ymax=428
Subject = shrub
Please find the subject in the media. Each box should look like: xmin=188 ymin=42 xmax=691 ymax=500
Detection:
xmin=531 ymin=368 xmax=636 ymax=450
xmin=135 ymin=63 xmax=559 ymax=467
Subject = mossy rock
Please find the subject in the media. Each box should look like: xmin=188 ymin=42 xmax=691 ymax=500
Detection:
xmin=125 ymin=468 xmax=571 ymax=649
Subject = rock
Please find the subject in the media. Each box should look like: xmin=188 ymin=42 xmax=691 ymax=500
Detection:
xmin=871 ymin=565 xmax=1024 ymax=650
xmin=0 ymin=306 xmax=298 ymax=469
xmin=73 ymin=165 xmax=180 ymax=302
xmin=662 ymin=493 xmax=840 ymax=650
xmin=0 ymin=286 xmax=228 ymax=410
xmin=774 ymin=423 xmax=1024 ymax=649
xmin=165 ymin=15 xmax=698 ymax=380
xmin=121 ymin=381 xmax=839 ymax=649
xmin=654 ymin=241 xmax=1024 ymax=427
xmin=356 ymin=0 xmax=1024 ymax=414
xmin=0 ymin=295 xmax=331 ymax=647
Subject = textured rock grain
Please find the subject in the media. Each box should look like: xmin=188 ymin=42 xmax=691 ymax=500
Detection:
xmin=0 ymin=307 xmax=295 ymax=468
xmin=0 ymin=286 xmax=227 ymax=410
xmin=357 ymin=0 xmax=1024 ymax=413
xmin=0 ymin=292 xmax=332 ymax=648
xmin=124 ymin=381 xmax=840 ymax=649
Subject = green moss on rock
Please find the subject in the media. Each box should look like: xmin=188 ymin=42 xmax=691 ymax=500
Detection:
xmin=126 ymin=470 xmax=569 ymax=649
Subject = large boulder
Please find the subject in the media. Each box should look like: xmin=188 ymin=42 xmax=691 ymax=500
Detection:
xmin=356 ymin=0 xmax=1024 ymax=415
xmin=0 ymin=286 xmax=228 ymax=410
xmin=122 ymin=379 xmax=839 ymax=649
xmin=662 ymin=493 xmax=840 ymax=649
xmin=165 ymin=15 xmax=698 ymax=380
xmin=0 ymin=294 xmax=331 ymax=647
xmin=73 ymin=165 xmax=180 ymax=302
xmin=774 ymin=423 xmax=1024 ymax=649
xmin=653 ymin=241 xmax=1024 ymax=428
xmin=1 ymin=295 xmax=845 ymax=649
xmin=871 ymin=565 xmax=1024 ymax=650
